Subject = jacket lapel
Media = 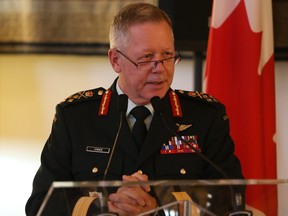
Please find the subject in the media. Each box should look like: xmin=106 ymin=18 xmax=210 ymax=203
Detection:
xmin=117 ymin=117 xmax=139 ymax=160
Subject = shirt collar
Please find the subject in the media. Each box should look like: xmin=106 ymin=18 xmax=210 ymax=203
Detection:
xmin=116 ymin=80 xmax=154 ymax=116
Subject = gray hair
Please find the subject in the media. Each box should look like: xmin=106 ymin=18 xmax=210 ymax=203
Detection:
xmin=109 ymin=3 xmax=173 ymax=50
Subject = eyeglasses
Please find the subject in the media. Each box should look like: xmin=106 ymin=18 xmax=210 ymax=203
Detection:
xmin=116 ymin=49 xmax=181 ymax=71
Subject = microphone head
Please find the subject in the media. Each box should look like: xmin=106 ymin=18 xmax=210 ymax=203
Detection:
xmin=118 ymin=94 xmax=128 ymax=113
xmin=150 ymin=96 xmax=164 ymax=114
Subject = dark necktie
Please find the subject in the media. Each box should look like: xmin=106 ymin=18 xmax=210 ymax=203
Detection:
xmin=130 ymin=106 xmax=151 ymax=150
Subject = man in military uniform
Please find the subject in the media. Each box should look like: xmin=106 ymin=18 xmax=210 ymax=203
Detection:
xmin=26 ymin=3 xmax=244 ymax=216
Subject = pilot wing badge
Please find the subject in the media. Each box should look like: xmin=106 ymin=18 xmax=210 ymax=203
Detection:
xmin=161 ymin=135 xmax=201 ymax=154
xmin=176 ymin=123 xmax=192 ymax=132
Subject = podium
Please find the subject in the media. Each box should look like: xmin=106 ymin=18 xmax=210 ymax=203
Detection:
xmin=36 ymin=179 xmax=287 ymax=216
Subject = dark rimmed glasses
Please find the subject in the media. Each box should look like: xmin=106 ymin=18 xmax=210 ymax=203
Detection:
xmin=116 ymin=49 xmax=181 ymax=71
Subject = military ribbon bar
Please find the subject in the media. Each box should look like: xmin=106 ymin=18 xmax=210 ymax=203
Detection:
xmin=161 ymin=135 xmax=200 ymax=154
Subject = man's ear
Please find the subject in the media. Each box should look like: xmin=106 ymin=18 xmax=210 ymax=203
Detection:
xmin=108 ymin=49 xmax=121 ymax=73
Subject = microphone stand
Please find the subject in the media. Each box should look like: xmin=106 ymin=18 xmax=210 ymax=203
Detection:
xmin=97 ymin=94 xmax=128 ymax=216
xmin=103 ymin=94 xmax=127 ymax=180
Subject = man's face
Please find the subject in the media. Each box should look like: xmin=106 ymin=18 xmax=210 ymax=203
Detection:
xmin=115 ymin=21 xmax=175 ymax=105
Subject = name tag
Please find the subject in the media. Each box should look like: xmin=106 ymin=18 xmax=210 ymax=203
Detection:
xmin=86 ymin=146 xmax=110 ymax=154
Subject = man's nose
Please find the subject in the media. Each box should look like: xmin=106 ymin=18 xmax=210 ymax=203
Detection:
xmin=153 ymin=60 xmax=165 ymax=69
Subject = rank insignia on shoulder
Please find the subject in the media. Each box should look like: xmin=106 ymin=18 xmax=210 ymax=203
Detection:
xmin=61 ymin=88 xmax=105 ymax=107
xmin=63 ymin=90 xmax=95 ymax=103
xmin=175 ymin=90 xmax=219 ymax=103
xmin=161 ymin=135 xmax=201 ymax=154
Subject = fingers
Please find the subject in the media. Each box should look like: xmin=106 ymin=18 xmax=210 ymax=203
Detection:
xmin=107 ymin=172 xmax=157 ymax=215
xmin=109 ymin=173 xmax=152 ymax=208
xmin=122 ymin=172 xmax=151 ymax=192
xmin=111 ymin=185 xmax=149 ymax=206
xmin=108 ymin=201 xmax=138 ymax=216
xmin=131 ymin=171 xmax=148 ymax=181
xmin=109 ymin=189 xmax=138 ymax=206
xmin=108 ymin=199 xmax=142 ymax=215
xmin=108 ymin=193 xmax=157 ymax=216
xmin=122 ymin=172 xmax=148 ymax=182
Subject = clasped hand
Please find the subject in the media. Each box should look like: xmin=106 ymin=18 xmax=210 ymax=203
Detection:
xmin=108 ymin=172 xmax=157 ymax=216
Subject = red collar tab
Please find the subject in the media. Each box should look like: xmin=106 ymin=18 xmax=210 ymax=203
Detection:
xmin=98 ymin=90 xmax=112 ymax=116
xmin=169 ymin=91 xmax=182 ymax=117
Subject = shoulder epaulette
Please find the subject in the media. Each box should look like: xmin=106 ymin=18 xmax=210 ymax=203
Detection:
xmin=60 ymin=87 xmax=106 ymax=107
xmin=175 ymin=90 xmax=221 ymax=104
xmin=175 ymin=90 xmax=228 ymax=120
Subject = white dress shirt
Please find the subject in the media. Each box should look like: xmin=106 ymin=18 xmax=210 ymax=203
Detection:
xmin=116 ymin=81 xmax=154 ymax=130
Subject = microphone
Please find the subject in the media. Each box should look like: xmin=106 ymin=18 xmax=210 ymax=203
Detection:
xmin=103 ymin=94 xmax=128 ymax=180
xmin=150 ymin=96 xmax=249 ymax=215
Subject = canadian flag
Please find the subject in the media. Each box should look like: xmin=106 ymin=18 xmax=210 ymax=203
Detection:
xmin=204 ymin=0 xmax=277 ymax=215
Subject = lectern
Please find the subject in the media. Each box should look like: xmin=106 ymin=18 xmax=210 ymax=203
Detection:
xmin=36 ymin=179 xmax=287 ymax=216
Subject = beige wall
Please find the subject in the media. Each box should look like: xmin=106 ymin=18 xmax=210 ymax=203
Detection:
xmin=0 ymin=54 xmax=287 ymax=215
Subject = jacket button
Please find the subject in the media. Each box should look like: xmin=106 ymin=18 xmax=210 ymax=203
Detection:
xmin=180 ymin=168 xmax=186 ymax=175
xmin=92 ymin=167 xmax=99 ymax=173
